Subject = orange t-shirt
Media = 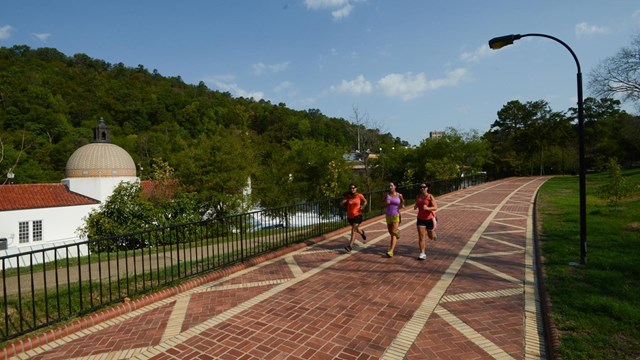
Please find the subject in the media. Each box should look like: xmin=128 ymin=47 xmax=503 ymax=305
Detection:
xmin=344 ymin=193 xmax=365 ymax=218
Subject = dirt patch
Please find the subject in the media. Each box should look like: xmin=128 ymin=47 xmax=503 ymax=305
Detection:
xmin=624 ymin=222 xmax=640 ymax=232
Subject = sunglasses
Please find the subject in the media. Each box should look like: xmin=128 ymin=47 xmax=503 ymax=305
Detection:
xmin=350 ymin=187 xmax=356 ymax=189
xmin=420 ymin=185 xmax=427 ymax=188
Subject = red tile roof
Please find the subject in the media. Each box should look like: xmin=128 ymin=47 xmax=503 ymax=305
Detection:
xmin=140 ymin=180 xmax=178 ymax=199
xmin=0 ymin=183 xmax=99 ymax=212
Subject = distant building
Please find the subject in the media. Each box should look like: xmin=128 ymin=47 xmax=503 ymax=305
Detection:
xmin=0 ymin=119 xmax=140 ymax=267
xmin=429 ymin=131 xmax=444 ymax=139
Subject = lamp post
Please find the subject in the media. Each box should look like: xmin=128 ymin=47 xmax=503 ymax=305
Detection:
xmin=488 ymin=33 xmax=587 ymax=265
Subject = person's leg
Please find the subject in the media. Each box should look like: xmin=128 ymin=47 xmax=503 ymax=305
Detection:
xmin=427 ymin=218 xmax=436 ymax=241
xmin=345 ymin=220 xmax=356 ymax=252
xmin=417 ymin=226 xmax=426 ymax=253
xmin=349 ymin=224 xmax=357 ymax=247
xmin=431 ymin=217 xmax=437 ymax=240
xmin=388 ymin=222 xmax=399 ymax=255
xmin=427 ymin=229 xmax=435 ymax=241
xmin=355 ymin=222 xmax=366 ymax=240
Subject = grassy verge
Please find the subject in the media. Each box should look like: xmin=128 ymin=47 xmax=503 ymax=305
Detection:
xmin=538 ymin=169 xmax=640 ymax=359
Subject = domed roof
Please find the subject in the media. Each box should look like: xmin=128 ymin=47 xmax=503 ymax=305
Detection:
xmin=65 ymin=143 xmax=136 ymax=178
xmin=64 ymin=118 xmax=136 ymax=178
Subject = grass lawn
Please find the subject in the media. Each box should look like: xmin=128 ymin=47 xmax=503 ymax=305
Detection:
xmin=537 ymin=169 xmax=640 ymax=359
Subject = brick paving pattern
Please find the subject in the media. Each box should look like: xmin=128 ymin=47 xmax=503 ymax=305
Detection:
xmin=4 ymin=177 xmax=548 ymax=359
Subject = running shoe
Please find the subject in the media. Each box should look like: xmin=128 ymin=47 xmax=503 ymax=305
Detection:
xmin=345 ymin=245 xmax=352 ymax=253
xmin=418 ymin=252 xmax=427 ymax=260
xmin=361 ymin=230 xmax=367 ymax=241
xmin=386 ymin=250 xmax=394 ymax=258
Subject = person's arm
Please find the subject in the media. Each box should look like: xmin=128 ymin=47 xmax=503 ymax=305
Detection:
xmin=429 ymin=195 xmax=437 ymax=211
xmin=339 ymin=196 xmax=347 ymax=206
xmin=413 ymin=195 xmax=419 ymax=210
xmin=360 ymin=194 xmax=368 ymax=209
xmin=400 ymin=194 xmax=405 ymax=208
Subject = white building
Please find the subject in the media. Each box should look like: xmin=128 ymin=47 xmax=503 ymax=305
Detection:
xmin=0 ymin=119 xmax=139 ymax=267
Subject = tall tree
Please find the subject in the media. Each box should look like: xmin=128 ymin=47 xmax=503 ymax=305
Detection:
xmin=589 ymin=32 xmax=640 ymax=109
xmin=485 ymin=100 xmax=567 ymax=176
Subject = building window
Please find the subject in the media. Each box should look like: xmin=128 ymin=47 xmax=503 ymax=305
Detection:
xmin=19 ymin=221 xmax=29 ymax=243
xmin=17 ymin=220 xmax=43 ymax=243
xmin=33 ymin=220 xmax=43 ymax=242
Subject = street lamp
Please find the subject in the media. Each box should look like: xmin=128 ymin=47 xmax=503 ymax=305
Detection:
xmin=488 ymin=33 xmax=587 ymax=265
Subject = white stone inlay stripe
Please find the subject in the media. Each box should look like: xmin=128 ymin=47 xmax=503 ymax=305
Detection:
xmin=467 ymin=260 xmax=522 ymax=285
xmin=435 ymin=306 xmax=515 ymax=360
xmin=441 ymin=288 xmax=522 ymax=303
xmin=209 ymin=279 xmax=289 ymax=291
xmin=285 ymin=256 xmax=303 ymax=278
xmin=469 ymin=250 xmax=523 ymax=258
xmin=481 ymin=235 xmax=525 ymax=250
xmin=161 ymin=296 xmax=191 ymax=342
xmin=492 ymin=221 xmax=526 ymax=230
xmin=484 ymin=230 xmax=523 ymax=235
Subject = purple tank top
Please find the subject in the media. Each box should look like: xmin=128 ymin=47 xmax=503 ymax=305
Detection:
xmin=385 ymin=194 xmax=401 ymax=216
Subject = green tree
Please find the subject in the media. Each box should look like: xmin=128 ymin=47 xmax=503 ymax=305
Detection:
xmin=175 ymin=127 xmax=256 ymax=218
xmin=485 ymin=100 xmax=568 ymax=176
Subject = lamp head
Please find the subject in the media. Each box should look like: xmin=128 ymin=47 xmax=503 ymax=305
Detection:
xmin=488 ymin=34 xmax=522 ymax=50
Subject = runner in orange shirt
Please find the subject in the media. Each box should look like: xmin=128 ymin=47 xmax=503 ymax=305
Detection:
xmin=340 ymin=183 xmax=368 ymax=253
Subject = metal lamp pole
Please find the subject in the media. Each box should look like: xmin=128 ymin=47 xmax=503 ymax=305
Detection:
xmin=488 ymin=33 xmax=587 ymax=265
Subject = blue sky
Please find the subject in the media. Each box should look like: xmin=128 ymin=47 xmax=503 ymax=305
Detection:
xmin=2 ymin=1 xmax=640 ymax=145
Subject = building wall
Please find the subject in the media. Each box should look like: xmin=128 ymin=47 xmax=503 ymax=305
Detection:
xmin=0 ymin=204 xmax=98 ymax=268
xmin=0 ymin=204 xmax=98 ymax=251
xmin=62 ymin=176 xmax=138 ymax=202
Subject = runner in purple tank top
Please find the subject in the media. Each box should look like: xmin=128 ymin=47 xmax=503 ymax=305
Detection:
xmin=381 ymin=181 xmax=404 ymax=257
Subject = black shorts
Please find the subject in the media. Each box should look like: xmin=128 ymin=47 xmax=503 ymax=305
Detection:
xmin=416 ymin=218 xmax=435 ymax=231
xmin=348 ymin=215 xmax=363 ymax=225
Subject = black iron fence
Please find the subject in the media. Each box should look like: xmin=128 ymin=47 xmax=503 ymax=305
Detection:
xmin=0 ymin=174 xmax=486 ymax=343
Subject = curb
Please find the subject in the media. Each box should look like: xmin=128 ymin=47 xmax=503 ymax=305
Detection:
xmin=533 ymin=191 xmax=562 ymax=360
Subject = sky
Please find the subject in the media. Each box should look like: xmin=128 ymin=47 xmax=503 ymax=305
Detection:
xmin=2 ymin=1 xmax=640 ymax=146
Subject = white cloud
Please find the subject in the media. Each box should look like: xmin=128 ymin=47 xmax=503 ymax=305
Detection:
xmin=304 ymin=0 xmax=350 ymax=10
xmin=460 ymin=44 xmax=493 ymax=63
xmin=575 ymin=22 xmax=610 ymax=37
xmin=332 ymin=68 xmax=469 ymax=101
xmin=377 ymin=72 xmax=427 ymax=101
xmin=33 ymin=33 xmax=51 ymax=42
xmin=331 ymin=4 xmax=353 ymax=19
xmin=206 ymin=75 xmax=264 ymax=100
xmin=377 ymin=68 xmax=468 ymax=101
xmin=0 ymin=25 xmax=14 ymax=40
xmin=634 ymin=10 xmax=640 ymax=21
xmin=304 ymin=0 xmax=359 ymax=20
xmin=253 ymin=61 xmax=289 ymax=75
xmin=274 ymin=81 xmax=297 ymax=96
xmin=332 ymin=75 xmax=373 ymax=95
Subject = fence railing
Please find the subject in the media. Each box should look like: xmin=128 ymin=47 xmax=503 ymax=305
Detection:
xmin=0 ymin=174 xmax=486 ymax=343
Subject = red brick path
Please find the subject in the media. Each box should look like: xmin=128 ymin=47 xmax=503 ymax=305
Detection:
xmin=4 ymin=177 xmax=549 ymax=359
